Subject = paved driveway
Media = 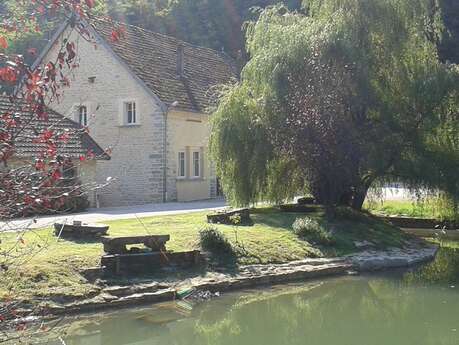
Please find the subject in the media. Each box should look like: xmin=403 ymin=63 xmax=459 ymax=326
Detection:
xmin=0 ymin=199 xmax=227 ymax=232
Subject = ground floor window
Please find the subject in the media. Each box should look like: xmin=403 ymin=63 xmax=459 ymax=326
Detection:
xmin=192 ymin=151 xmax=201 ymax=178
xmin=178 ymin=151 xmax=186 ymax=178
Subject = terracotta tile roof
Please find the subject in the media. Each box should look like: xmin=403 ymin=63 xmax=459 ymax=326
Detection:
xmin=0 ymin=95 xmax=109 ymax=160
xmin=92 ymin=19 xmax=238 ymax=113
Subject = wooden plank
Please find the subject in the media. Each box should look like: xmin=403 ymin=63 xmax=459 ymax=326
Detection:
xmin=101 ymin=235 xmax=170 ymax=246
xmin=101 ymin=235 xmax=171 ymax=254
xmin=101 ymin=250 xmax=203 ymax=275
xmin=54 ymin=223 xmax=109 ymax=237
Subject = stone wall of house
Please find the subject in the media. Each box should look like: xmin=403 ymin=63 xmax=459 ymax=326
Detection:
xmin=42 ymin=26 xmax=166 ymax=207
xmin=6 ymin=158 xmax=99 ymax=208
xmin=77 ymin=160 xmax=98 ymax=207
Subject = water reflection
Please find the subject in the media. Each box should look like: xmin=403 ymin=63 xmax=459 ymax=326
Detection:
xmin=39 ymin=247 xmax=459 ymax=345
xmin=403 ymin=247 xmax=459 ymax=285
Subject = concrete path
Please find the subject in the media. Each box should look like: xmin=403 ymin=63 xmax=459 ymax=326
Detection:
xmin=0 ymin=199 xmax=227 ymax=232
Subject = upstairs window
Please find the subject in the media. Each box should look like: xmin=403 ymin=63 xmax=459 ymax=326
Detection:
xmin=77 ymin=105 xmax=88 ymax=127
xmin=192 ymin=151 xmax=201 ymax=178
xmin=178 ymin=151 xmax=186 ymax=178
xmin=124 ymin=101 xmax=137 ymax=125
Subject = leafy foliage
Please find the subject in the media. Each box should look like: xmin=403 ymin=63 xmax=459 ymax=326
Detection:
xmin=104 ymin=0 xmax=302 ymax=60
xmin=0 ymin=1 xmax=115 ymax=218
xmin=211 ymin=1 xmax=459 ymax=209
xmin=438 ymin=0 xmax=459 ymax=63
xmin=0 ymin=0 xmax=111 ymax=334
xmin=432 ymin=193 xmax=459 ymax=223
xmin=199 ymin=226 xmax=234 ymax=256
xmin=2 ymin=0 xmax=458 ymax=64
xmin=334 ymin=207 xmax=372 ymax=223
xmin=292 ymin=217 xmax=334 ymax=245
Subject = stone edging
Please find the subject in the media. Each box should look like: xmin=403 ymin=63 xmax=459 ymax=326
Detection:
xmin=40 ymin=245 xmax=438 ymax=317
xmin=348 ymin=246 xmax=438 ymax=271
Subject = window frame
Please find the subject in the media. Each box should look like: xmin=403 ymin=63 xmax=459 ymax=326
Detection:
xmin=192 ymin=150 xmax=201 ymax=178
xmin=78 ymin=105 xmax=88 ymax=127
xmin=72 ymin=103 xmax=90 ymax=127
xmin=125 ymin=101 xmax=136 ymax=125
xmin=177 ymin=151 xmax=186 ymax=179
xmin=119 ymin=99 xmax=140 ymax=126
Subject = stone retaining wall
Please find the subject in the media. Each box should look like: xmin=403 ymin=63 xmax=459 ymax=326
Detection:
xmin=381 ymin=216 xmax=457 ymax=230
xmin=402 ymin=228 xmax=459 ymax=240
xmin=39 ymin=245 xmax=438 ymax=317
xmin=349 ymin=247 xmax=438 ymax=271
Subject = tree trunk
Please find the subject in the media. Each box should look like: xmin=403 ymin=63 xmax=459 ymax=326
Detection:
xmin=351 ymin=184 xmax=370 ymax=210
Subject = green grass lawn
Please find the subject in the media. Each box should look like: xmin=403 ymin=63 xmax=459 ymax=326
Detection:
xmin=0 ymin=207 xmax=408 ymax=301
xmin=365 ymin=200 xmax=438 ymax=218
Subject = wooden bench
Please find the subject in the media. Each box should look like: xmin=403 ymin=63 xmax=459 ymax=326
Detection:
xmin=207 ymin=208 xmax=251 ymax=225
xmin=54 ymin=222 xmax=109 ymax=238
xmin=101 ymin=235 xmax=170 ymax=254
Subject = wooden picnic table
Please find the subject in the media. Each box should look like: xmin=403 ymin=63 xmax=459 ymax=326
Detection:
xmin=101 ymin=235 xmax=170 ymax=254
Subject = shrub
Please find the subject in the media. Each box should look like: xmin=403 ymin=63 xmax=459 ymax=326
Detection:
xmin=292 ymin=217 xmax=334 ymax=245
xmin=334 ymin=206 xmax=372 ymax=223
xmin=199 ymin=226 xmax=234 ymax=256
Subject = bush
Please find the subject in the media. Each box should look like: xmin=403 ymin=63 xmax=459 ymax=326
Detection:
xmin=292 ymin=217 xmax=334 ymax=245
xmin=199 ymin=226 xmax=234 ymax=256
xmin=334 ymin=206 xmax=372 ymax=223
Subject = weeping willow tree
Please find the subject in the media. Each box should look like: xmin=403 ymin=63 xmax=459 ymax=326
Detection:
xmin=210 ymin=0 xmax=459 ymax=210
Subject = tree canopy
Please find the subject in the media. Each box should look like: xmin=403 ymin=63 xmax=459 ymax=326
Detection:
xmin=103 ymin=0 xmax=459 ymax=62
xmin=438 ymin=0 xmax=459 ymax=63
xmin=210 ymin=0 xmax=459 ymax=209
xmin=2 ymin=0 xmax=458 ymax=62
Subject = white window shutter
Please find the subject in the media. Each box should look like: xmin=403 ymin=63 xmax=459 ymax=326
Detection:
xmin=185 ymin=146 xmax=190 ymax=178
xmin=200 ymin=147 xmax=204 ymax=178
xmin=119 ymin=101 xmax=125 ymax=125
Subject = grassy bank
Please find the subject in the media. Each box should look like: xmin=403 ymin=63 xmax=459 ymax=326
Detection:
xmin=0 ymin=207 xmax=408 ymax=301
xmin=365 ymin=200 xmax=437 ymax=218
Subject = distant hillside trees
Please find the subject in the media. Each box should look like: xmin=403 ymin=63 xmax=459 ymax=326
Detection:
xmin=104 ymin=0 xmax=302 ymax=60
xmin=2 ymin=0 xmax=458 ymax=63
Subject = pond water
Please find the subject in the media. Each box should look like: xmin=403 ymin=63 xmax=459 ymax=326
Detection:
xmin=38 ymin=246 xmax=459 ymax=345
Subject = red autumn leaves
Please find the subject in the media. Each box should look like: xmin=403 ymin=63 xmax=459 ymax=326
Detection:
xmin=85 ymin=0 xmax=96 ymax=8
xmin=110 ymin=25 xmax=126 ymax=43
xmin=0 ymin=0 xmax=116 ymax=219
xmin=0 ymin=66 xmax=18 ymax=84
xmin=0 ymin=36 xmax=8 ymax=50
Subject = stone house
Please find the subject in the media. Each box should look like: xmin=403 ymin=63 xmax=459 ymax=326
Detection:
xmin=33 ymin=19 xmax=237 ymax=207
xmin=0 ymin=95 xmax=109 ymax=207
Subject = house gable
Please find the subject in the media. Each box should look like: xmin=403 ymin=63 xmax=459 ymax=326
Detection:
xmin=31 ymin=18 xmax=231 ymax=206
xmin=36 ymin=24 xmax=168 ymax=207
